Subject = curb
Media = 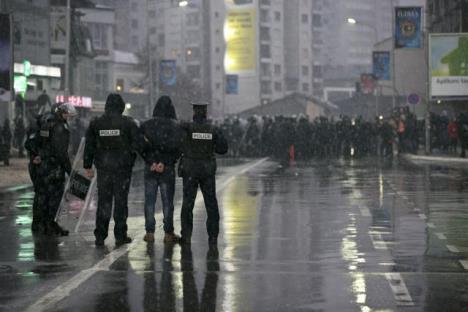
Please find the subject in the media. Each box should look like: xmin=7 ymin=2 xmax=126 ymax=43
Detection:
xmin=401 ymin=153 xmax=468 ymax=167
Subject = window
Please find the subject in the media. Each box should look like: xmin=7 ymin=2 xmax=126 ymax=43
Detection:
xmin=150 ymin=27 xmax=156 ymax=35
xmin=88 ymin=23 xmax=109 ymax=50
xmin=260 ymin=9 xmax=269 ymax=23
xmin=187 ymin=65 xmax=200 ymax=78
xmin=158 ymin=34 xmax=165 ymax=46
xmin=302 ymin=83 xmax=310 ymax=92
xmin=274 ymin=64 xmax=281 ymax=75
xmin=302 ymin=65 xmax=309 ymax=76
xmin=186 ymin=47 xmax=200 ymax=61
xmin=312 ymin=14 xmax=322 ymax=27
xmin=274 ymin=11 xmax=281 ymax=21
xmin=302 ymin=14 xmax=309 ymax=24
xmin=95 ymin=61 xmax=109 ymax=92
xmin=131 ymin=2 xmax=138 ymax=10
xmin=261 ymin=81 xmax=272 ymax=94
xmin=274 ymin=82 xmax=282 ymax=92
xmin=261 ymin=63 xmax=271 ymax=76
xmin=131 ymin=19 xmax=138 ymax=29
xmin=216 ymin=82 xmax=221 ymax=90
xmin=260 ymin=44 xmax=271 ymax=58
xmin=186 ymin=13 xmax=200 ymax=26
xmin=149 ymin=10 xmax=156 ymax=18
xmin=260 ymin=27 xmax=270 ymax=41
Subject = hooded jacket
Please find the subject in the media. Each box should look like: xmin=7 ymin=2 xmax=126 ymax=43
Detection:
xmin=84 ymin=93 xmax=148 ymax=170
xmin=140 ymin=96 xmax=182 ymax=172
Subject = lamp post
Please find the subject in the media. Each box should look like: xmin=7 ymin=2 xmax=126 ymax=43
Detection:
xmin=347 ymin=18 xmax=378 ymax=119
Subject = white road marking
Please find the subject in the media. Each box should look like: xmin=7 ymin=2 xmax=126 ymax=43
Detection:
xmin=435 ymin=233 xmax=447 ymax=240
xmin=25 ymin=158 xmax=268 ymax=312
xmin=369 ymin=232 xmax=388 ymax=250
xmin=360 ymin=206 xmax=371 ymax=217
xmin=460 ymin=260 xmax=468 ymax=270
xmin=447 ymin=245 xmax=460 ymax=253
xmin=385 ymin=273 xmax=415 ymax=306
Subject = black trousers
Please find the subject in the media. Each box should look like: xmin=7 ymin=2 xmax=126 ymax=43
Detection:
xmin=35 ymin=163 xmax=65 ymax=225
xmin=180 ymin=175 xmax=219 ymax=240
xmin=95 ymin=169 xmax=132 ymax=241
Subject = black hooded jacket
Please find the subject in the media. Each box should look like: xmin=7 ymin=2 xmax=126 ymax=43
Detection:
xmin=84 ymin=94 xmax=148 ymax=171
xmin=140 ymin=96 xmax=182 ymax=170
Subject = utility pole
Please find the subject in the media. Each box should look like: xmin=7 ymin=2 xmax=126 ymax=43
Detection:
xmin=424 ymin=6 xmax=431 ymax=155
xmin=146 ymin=0 xmax=154 ymax=118
xmin=64 ymin=0 xmax=71 ymax=97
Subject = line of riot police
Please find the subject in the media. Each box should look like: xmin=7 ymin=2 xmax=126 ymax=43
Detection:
xmin=220 ymin=113 xmax=421 ymax=161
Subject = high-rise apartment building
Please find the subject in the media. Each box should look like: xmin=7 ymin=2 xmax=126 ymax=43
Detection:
xmin=145 ymin=0 xmax=326 ymax=117
xmin=427 ymin=0 xmax=468 ymax=33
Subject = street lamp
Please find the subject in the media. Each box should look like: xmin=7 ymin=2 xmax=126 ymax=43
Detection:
xmin=178 ymin=1 xmax=188 ymax=7
xmin=347 ymin=18 xmax=357 ymax=25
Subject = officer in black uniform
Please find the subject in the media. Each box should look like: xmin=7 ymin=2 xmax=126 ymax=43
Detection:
xmin=25 ymin=103 xmax=77 ymax=236
xmin=179 ymin=103 xmax=228 ymax=246
xmin=84 ymin=93 xmax=152 ymax=247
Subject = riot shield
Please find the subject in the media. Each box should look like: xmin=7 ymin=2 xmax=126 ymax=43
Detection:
xmin=55 ymin=137 xmax=97 ymax=233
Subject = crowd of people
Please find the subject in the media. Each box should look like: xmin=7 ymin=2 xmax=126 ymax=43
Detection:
xmin=218 ymin=108 xmax=468 ymax=162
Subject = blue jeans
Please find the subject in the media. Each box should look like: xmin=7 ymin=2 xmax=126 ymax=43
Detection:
xmin=144 ymin=166 xmax=176 ymax=234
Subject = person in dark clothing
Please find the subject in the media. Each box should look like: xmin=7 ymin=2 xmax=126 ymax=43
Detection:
xmin=1 ymin=119 xmax=12 ymax=164
xmin=36 ymin=90 xmax=52 ymax=115
xmin=14 ymin=117 xmax=26 ymax=157
xmin=179 ymin=103 xmax=228 ymax=246
xmin=83 ymin=93 xmax=154 ymax=247
xmin=140 ymin=96 xmax=183 ymax=244
xmin=24 ymin=103 xmax=77 ymax=236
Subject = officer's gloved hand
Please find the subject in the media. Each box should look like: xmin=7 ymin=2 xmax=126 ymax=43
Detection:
xmin=150 ymin=162 xmax=164 ymax=173
xmin=85 ymin=168 xmax=94 ymax=179
xmin=32 ymin=156 xmax=41 ymax=165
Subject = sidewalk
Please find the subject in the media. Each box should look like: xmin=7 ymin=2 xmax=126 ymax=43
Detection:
xmin=401 ymin=150 xmax=468 ymax=168
xmin=0 ymin=155 xmax=32 ymax=192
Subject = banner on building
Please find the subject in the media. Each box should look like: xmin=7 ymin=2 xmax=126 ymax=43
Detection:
xmin=0 ymin=14 xmax=11 ymax=102
xmin=372 ymin=51 xmax=391 ymax=81
xmin=225 ymin=0 xmax=254 ymax=5
xmin=159 ymin=60 xmax=177 ymax=87
xmin=50 ymin=7 xmax=67 ymax=51
xmin=395 ymin=7 xmax=422 ymax=49
xmin=224 ymin=4 xmax=257 ymax=75
xmin=430 ymin=33 xmax=468 ymax=99
xmin=226 ymin=74 xmax=238 ymax=94
xmin=360 ymin=74 xmax=376 ymax=95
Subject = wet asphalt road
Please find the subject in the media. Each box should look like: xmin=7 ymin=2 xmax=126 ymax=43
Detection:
xmin=2 ymin=157 xmax=468 ymax=311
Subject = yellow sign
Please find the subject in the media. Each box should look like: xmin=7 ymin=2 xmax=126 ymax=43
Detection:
xmin=224 ymin=8 xmax=257 ymax=75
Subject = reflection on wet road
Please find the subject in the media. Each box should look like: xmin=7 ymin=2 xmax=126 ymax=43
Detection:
xmin=2 ymin=158 xmax=468 ymax=311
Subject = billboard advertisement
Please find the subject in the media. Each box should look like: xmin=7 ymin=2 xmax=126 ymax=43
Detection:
xmin=395 ymin=7 xmax=422 ymax=49
xmin=159 ymin=60 xmax=177 ymax=87
xmin=224 ymin=3 xmax=257 ymax=75
xmin=372 ymin=51 xmax=391 ymax=81
xmin=430 ymin=33 xmax=468 ymax=99
xmin=0 ymin=14 xmax=11 ymax=102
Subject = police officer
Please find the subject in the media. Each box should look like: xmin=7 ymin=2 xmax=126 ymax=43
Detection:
xmin=179 ymin=103 xmax=228 ymax=246
xmin=25 ymin=103 xmax=77 ymax=236
xmin=84 ymin=93 xmax=152 ymax=247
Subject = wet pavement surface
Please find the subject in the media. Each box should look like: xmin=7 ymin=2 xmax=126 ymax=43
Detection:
xmin=2 ymin=157 xmax=468 ymax=311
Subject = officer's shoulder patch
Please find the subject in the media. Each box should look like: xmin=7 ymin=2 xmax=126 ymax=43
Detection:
xmin=99 ymin=129 xmax=121 ymax=136
xmin=192 ymin=132 xmax=213 ymax=140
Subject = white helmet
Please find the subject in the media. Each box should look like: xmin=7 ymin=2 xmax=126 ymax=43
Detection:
xmin=57 ymin=102 xmax=78 ymax=116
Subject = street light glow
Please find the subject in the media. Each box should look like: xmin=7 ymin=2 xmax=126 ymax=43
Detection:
xmin=179 ymin=1 xmax=188 ymax=7
xmin=347 ymin=18 xmax=357 ymax=25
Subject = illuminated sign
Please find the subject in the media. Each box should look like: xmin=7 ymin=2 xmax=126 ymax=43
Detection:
xmin=56 ymin=95 xmax=93 ymax=108
xmin=430 ymin=33 xmax=468 ymax=99
xmin=224 ymin=7 xmax=257 ymax=75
